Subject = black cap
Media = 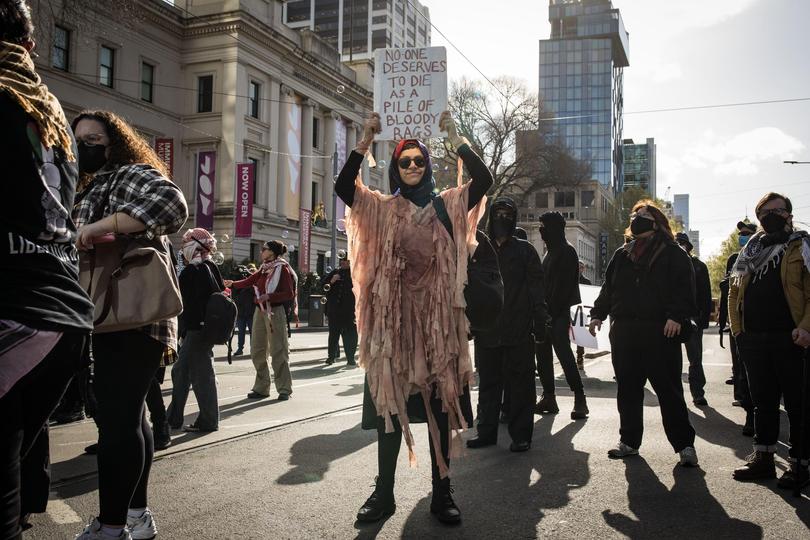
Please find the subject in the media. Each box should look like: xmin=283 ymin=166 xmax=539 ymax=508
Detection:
xmin=737 ymin=220 xmax=757 ymax=233
xmin=675 ymin=232 xmax=693 ymax=249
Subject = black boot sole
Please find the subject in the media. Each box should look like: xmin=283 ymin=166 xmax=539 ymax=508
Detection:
xmin=430 ymin=507 xmax=461 ymax=525
xmin=356 ymin=505 xmax=396 ymax=522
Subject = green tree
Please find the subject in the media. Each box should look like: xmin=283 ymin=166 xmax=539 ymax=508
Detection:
xmin=599 ymin=186 xmax=682 ymax=255
xmin=706 ymin=230 xmax=743 ymax=298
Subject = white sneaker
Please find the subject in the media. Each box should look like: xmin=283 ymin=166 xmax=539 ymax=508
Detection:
xmin=607 ymin=441 xmax=639 ymax=459
xmin=679 ymin=446 xmax=699 ymax=467
xmin=126 ymin=508 xmax=158 ymax=540
xmin=75 ymin=518 xmax=132 ymax=540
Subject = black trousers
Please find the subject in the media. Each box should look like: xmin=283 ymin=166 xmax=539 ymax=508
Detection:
xmin=730 ymin=335 xmax=752 ymax=410
xmin=684 ymin=328 xmax=706 ymax=400
xmin=376 ymin=387 xmax=450 ymax=493
xmin=144 ymin=371 xmax=167 ymax=428
xmin=537 ymin=314 xmax=584 ymax=395
xmin=738 ymin=331 xmax=810 ymax=459
xmin=92 ymin=330 xmax=163 ymax=525
xmin=475 ymin=337 xmax=536 ymax=444
xmin=610 ymin=320 xmax=696 ymax=452
xmin=327 ymin=319 xmax=358 ymax=362
xmin=0 ymin=332 xmax=87 ymax=540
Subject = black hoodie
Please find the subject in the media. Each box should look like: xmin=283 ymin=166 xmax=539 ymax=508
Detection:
xmin=476 ymin=198 xmax=549 ymax=347
xmin=539 ymin=212 xmax=581 ymax=318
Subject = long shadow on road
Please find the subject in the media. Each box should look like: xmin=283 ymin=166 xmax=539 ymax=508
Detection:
xmin=602 ymin=457 xmax=762 ymax=539
xmin=276 ymin=422 xmax=376 ymax=485
xmin=398 ymin=415 xmax=590 ymax=538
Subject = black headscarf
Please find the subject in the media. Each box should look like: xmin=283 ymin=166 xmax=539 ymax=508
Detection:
xmin=388 ymin=139 xmax=435 ymax=208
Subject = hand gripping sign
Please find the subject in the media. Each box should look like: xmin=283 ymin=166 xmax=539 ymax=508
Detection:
xmin=373 ymin=46 xmax=448 ymax=141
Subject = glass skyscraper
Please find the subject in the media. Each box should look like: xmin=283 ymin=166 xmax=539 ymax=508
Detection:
xmin=538 ymin=0 xmax=629 ymax=191
xmin=622 ymin=137 xmax=657 ymax=197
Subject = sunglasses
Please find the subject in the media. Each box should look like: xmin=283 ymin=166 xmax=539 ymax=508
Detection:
xmin=398 ymin=156 xmax=426 ymax=169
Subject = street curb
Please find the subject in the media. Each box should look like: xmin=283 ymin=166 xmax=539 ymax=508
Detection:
xmin=215 ymin=345 xmax=328 ymax=362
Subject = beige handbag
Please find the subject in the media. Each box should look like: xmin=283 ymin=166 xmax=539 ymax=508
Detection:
xmin=79 ymin=235 xmax=183 ymax=333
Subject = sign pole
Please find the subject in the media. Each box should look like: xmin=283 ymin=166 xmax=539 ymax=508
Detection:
xmin=331 ymin=143 xmax=338 ymax=272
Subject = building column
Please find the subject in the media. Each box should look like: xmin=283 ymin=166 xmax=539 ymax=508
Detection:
xmin=276 ymin=84 xmax=295 ymax=218
xmin=323 ymin=111 xmax=341 ymax=225
xmin=267 ymin=79 xmax=281 ymax=215
xmin=300 ymin=99 xmax=315 ymax=214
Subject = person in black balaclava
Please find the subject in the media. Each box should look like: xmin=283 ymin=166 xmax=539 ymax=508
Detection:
xmin=535 ymin=212 xmax=589 ymax=419
xmin=468 ymin=197 xmax=549 ymax=453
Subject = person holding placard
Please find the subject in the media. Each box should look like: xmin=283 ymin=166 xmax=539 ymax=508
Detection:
xmin=336 ymin=111 xmax=492 ymax=525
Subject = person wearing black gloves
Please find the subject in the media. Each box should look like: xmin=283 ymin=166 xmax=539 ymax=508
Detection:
xmin=675 ymin=232 xmax=712 ymax=406
xmin=718 ymin=220 xmax=757 ymax=435
xmin=468 ymin=197 xmax=549 ymax=453
xmin=321 ymin=255 xmax=358 ymax=366
xmin=534 ymin=212 xmax=589 ymax=419
xmin=589 ymin=200 xmax=699 ymax=467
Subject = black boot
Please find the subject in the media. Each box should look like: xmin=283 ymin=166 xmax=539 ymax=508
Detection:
xmin=534 ymin=394 xmax=559 ymax=414
xmin=571 ymin=392 xmax=589 ymax=420
xmin=430 ymin=477 xmax=461 ymax=524
xmin=153 ymin=421 xmax=172 ymax=450
xmin=733 ymin=451 xmax=775 ymax=481
xmin=356 ymin=477 xmax=395 ymax=522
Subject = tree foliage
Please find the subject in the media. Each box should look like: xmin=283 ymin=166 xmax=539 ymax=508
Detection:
xmin=431 ymin=77 xmax=591 ymax=203
xmin=706 ymin=229 xmax=746 ymax=298
xmin=599 ymin=186 xmax=682 ymax=256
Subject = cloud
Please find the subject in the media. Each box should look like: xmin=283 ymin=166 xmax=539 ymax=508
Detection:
xmin=623 ymin=0 xmax=760 ymax=39
xmin=684 ymin=127 xmax=805 ymax=176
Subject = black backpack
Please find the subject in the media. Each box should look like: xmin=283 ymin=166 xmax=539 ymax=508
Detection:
xmin=283 ymin=270 xmax=298 ymax=337
xmin=202 ymin=264 xmax=238 ymax=363
xmin=433 ymin=197 xmax=504 ymax=332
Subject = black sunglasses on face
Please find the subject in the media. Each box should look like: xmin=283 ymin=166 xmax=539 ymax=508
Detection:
xmin=398 ymin=156 xmax=426 ymax=169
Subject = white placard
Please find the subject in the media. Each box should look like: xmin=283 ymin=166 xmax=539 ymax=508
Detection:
xmin=373 ymin=46 xmax=448 ymax=141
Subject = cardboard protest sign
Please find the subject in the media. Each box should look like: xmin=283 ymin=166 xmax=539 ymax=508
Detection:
xmin=373 ymin=46 xmax=448 ymax=140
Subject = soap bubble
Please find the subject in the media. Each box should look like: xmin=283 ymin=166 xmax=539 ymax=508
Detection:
xmin=220 ymin=233 xmax=231 ymax=244
xmin=325 ymin=250 xmax=332 ymax=258
xmin=432 ymin=163 xmax=439 ymax=172
xmin=281 ymin=230 xmax=289 ymax=239
xmin=323 ymin=283 xmax=331 ymax=292
xmin=326 ymin=265 xmax=333 ymax=273
xmin=287 ymin=244 xmax=296 ymax=253
xmin=320 ymin=296 xmax=328 ymax=305
xmin=377 ymin=160 xmax=386 ymax=168
xmin=336 ymin=84 xmax=345 ymax=94
xmin=212 ymin=251 xmax=225 ymax=265
xmin=337 ymin=249 xmax=347 ymax=259
xmin=336 ymin=219 xmax=346 ymax=232
xmin=444 ymin=165 xmax=449 ymax=171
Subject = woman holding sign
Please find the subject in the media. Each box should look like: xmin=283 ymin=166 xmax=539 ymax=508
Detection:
xmin=336 ymin=111 xmax=492 ymax=525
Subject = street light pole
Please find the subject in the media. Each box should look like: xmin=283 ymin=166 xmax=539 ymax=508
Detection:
xmin=784 ymin=160 xmax=810 ymax=164
xmin=331 ymin=143 xmax=338 ymax=272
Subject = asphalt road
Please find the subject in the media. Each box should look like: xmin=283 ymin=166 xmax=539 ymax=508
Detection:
xmin=26 ymin=328 xmax=810 ymax=539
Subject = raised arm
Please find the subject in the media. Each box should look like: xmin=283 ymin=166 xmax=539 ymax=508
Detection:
xmin=439 ymin=111 xmax=492 ymax=210
xmin=336 ymin=113 xmax=382 ymax=208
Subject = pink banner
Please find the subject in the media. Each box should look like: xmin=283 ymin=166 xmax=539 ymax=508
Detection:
xmin=299 ymin=208 xmax=312 ymax=273
xmin=235 ymin=162 xmax=254 ymax=238
xmin=155 ymin=138 xmax=174 ymax=177
xmin=196 ymin=151 xmax=216 ymax=230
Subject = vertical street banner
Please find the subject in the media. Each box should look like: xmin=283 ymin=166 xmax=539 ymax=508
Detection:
xmin=155 ymin=138 xmax=174 ymax=177
xmin=299 ymin=208 xmax=312 ymax=273
xmin=235 ymin=162 xmax=254 ymax=238
xmin=284 ymin=100 xmax=303 ymax=220
xmin=335 ymin=120 xmax=347 ymax=223
xmin=196 ymin=151 xmax=216 ymax=230
xmin=373 ymin=46 xmax=448 ymax=141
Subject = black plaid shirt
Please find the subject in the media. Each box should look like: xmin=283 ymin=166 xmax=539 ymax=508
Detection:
xmin=74 ymin=163 xmax=188 ymax=364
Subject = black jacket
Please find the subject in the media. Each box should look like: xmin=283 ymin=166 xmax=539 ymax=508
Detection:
xmin=591 ymin=237 xmax=697 ymax=325
xmin=689 ymin=255 xmax=713 ymax=329
xmin=178 ymin=260 xmax=224 ymax=336
xmin=233 ymin=287 xmax=255 ymax=319
xmin=321 ymin=267 xmax=356 ymax=324
xmin=542 ymin=241 xmax=582 ymax=318
xmin=476 ymin=237 xmax=548 ymax=347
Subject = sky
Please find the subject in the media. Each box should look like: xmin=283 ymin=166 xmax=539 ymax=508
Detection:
xmin=425 ymin=0 xmax=810 ymax=258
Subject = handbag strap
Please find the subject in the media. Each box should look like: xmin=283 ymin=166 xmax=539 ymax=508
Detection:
xmin=432 ymin=196 xmax=454 ymax=241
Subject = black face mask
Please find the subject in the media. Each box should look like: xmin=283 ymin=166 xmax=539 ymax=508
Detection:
xmin=760 ymin=213 xmax=787 ymax=234
xmin=630 ymin=216 xmax=655 ymax=236
xmin=539 ymin=227 xmax=549 ymax=241
xmin=77 ymin=141 xmax=108 ymax=174
xmin=492 ymin=217 xmax=512 ymax=239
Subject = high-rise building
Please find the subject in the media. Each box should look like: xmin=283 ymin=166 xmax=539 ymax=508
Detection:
xmin=284 ymin=0 xmax=431 ymax=61
xmin=622 ymin=137 xmax=656 ymax=197
xmin=673 ymin=194 xmax=690 ymax=230
xmin=688 ymin=230 xmax=701 ymax=258
xmin=538 ymin=0 xmax=629 ymax=191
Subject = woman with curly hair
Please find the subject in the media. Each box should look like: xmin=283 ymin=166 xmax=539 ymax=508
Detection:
xmin=71 ymin=110 xmax=188 ymax=540
xmin=589 ymin=200 xmax=698 ymax=466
